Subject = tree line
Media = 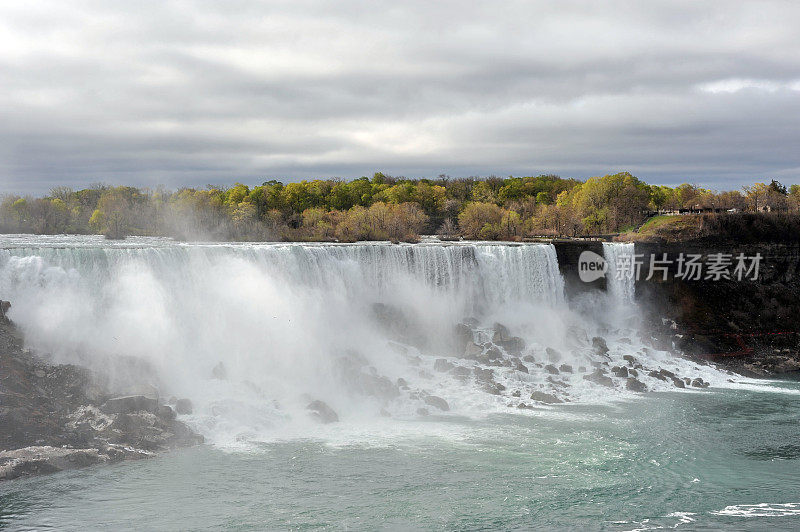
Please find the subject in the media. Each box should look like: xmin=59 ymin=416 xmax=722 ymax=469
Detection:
xmin=1 ymin=172 xmax=799 ymax=241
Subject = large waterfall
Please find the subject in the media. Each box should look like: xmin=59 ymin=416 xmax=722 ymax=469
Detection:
xmin=0 ymin=236 xmax=729 ymax=446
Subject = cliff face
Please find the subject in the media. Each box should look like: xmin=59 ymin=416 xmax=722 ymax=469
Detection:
xmin=555 ymin=241 xmax=800 ymax=377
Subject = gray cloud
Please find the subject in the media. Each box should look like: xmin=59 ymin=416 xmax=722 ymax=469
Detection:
xmin=1 ymin=0 xmax=799 ymax=194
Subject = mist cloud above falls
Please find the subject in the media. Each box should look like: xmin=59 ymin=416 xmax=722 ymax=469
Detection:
xmin=1 ymin=1 xmax=800 ymax=193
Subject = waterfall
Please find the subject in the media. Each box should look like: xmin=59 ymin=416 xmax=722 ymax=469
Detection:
xmin=602 ymin=242 xmax=636 ymax=302
xmin=0 ymin=236 xmax=728 ymax=445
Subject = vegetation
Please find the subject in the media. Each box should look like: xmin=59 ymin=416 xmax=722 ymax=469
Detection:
xmin=2 ymin=173 xmax=800 ymax=241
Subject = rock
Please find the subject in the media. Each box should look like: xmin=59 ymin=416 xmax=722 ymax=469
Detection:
xmin=450 ymin=366 xmax=471 ymax=379
xmin=612 ymin=366 xmax=629 ymax=378
xmin=545 ymin=347 xmax=562 ymax=362
xmin=530 ymin=391 xmax=563 ymax=404
xmin=174 ymin=398 xmax=193 ymax=415
xmin=691 ymin=378 xmax=710 ymax=388
xmin=626 ymin=378 xmax=647 ymax=392
xmin=559 ymin=364 xmax=573 ymax=373
xmin=492 ymin=323 xmax=511 ymax=343
xmin=101 ymin=395 xmax=158 ymax=415
xmin=629 ymin=368 xmax=638 ymax=377
xmin=544 ymin=364 xmax=560 ymax=375
xmin=396 ymin=377 xmax=409 ymax=388
xmin=482 ymin=382 xmax=506 ymax=395
xmin=660 ymin=368 xmax=676 ymax=379
xmin=0 ymin=446 xmax=110 ymax=481
xmin=671 ymin=377 xmax=686 ymax=388
xmin=307 ymin=400 xmax=339 ymax=423
xmin=511 ymin=390 xmax=521 ymax=397
xmin=623 ymin=354 xmax=636 ymax=365
xmin=486 ymin=346 xmax=503 ymax=360
xmin=454 ymin=323 xmax=473 ymax=352
xmin=423 ymin=395 xmax=450 ymax=411
xmin=434 ymin=358 xmax=454 ymax=372
xmin=578 ymin=366 xmax=587 ymax=373
xmin=592 ymin=337 xmax=609 ymax=356
xmin=584 ymin=370 xmax=614 ymax=388
xmin=523 ymin=355 xmax=536 ymax=363
xmin=464 ymin=342 xmax=483 ymax=360
xmin=500 ymin=337 xmax=526 ymax=356
xmin=211 ymin=362 xmax=227 ymax=380
xmin=517 ymin=403 xmax=533 ymax=409
xmin=648 ymin=370 xmax=667 ymax=381
xmin=0 ymin=300 xmax=10 ymax=321
xmin=473 ymin=367 xmax=494 ymax=382
xmin=157 ymin=405 xmax=176 ymax=422
xmin=514 ymin=360 xmax=529 ymax=373
xmin=619 ymin=337 xmax=632 ymax=344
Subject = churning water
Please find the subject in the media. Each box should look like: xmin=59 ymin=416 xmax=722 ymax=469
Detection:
xmin=1 ymin=235 xmax=799 ymax=530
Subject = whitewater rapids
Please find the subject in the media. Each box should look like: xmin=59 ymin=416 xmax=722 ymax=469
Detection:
xmin=0 ymin=235 xmax=740 ymax=446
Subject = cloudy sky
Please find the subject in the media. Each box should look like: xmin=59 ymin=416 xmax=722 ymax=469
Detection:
xmin=1 ymin=0 xmax=799 ymax=194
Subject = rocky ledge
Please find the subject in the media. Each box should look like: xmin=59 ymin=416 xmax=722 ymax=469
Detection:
xmin=0 ymin=311 xmax=203 ymax=481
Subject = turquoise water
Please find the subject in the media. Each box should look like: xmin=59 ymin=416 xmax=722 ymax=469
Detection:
xmin=2 ymin=385 xmax=799 ymax=531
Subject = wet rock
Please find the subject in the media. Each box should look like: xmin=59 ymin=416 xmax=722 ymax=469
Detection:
xmin=683 ymin=377 xmax=692 ymax=385
xmin=547 ymin=377 xmax=569 ymax=389
xmin=511 ymin=390 xmax=521 ymax=397
xmin=307 ymin=400 xmax=339 ymax=424
xmin=450 ymin=366 xmax=471 ymax=379
xmin=454 ymin=323 xmax=473 ymax=353
xmin=545 ymin=347 xmax=562 ymax=362
xmin=648 ymin=370 xmax=667 ymax=381
xmin=101 ymin=395 xmax=158 ymax=415
xmin=0 ymin=446 xmax=111 ymax=481
xmin=629 ymin=368 xmax=638 ymax=377
xmin=486 ymin=346 xmax=503 ymax=360
xmin=517 ymin=403 xmax=533 ymax=410
xmin=492 ymin=323 xmax=511 ymax=343
xmin=174 ymin=398 xmax=193 ymax=415
xmin=500 ymin=337 xmax=526 ymax=356
xmin=434 ymin=359 xmax=454 ymax=372
xmin=584 ymin=370 xmax=614 ymax=388
xmin=612 ymin=366 xmax=629 ymax=378
xmin=211 ymin=362 xmax=227 ymax=380
xmin=530 ymin=391 xmax=563 ymax=404
xmin=691 ymin=378 xmax=709 ymax=388
xmin=592 ymin=337 xmax=609 ymax=356
xmin=671 ymin=377 xmax=686 ymax=388
xmin=626 ymin=378 xmax=647 ymax=392
xmin=623 ymin=354 xmax=636 ymax=366
xmin=559 ymin=364 xmax=573 ymax=374
xmin=473 ymin=367 xmax=494 ymax=382
xmin=396 ymin=377 xmax=409 ymax=388
xmin=464 ymin=342 xmax=483 ymax=360
xmin=523 ymin=355 xmax=536 ymax=363
xmin=544 ymin=364 xmax=560 ymax=375
xmin=578 ymin=366 xmax=587 ymax=373
xmin=482 ymin=382 xmax=506 ymax=395
xmin=514 ymin=360 xmax=529 ymax=373
xmin=660 ymin=368 xmax=676 ymax=379
xmin=619 ymin=337 xmax=632 ymax=344
xmin=423 ymin=395 xmax=450 ymax=411
xmin=157 ymin=405 xmax=176 ymax=422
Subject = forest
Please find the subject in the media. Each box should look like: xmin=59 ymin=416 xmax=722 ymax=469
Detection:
xmin=1 ymin=172 xmax=798 ymax=241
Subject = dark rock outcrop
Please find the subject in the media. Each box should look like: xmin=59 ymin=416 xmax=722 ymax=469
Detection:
xmin=307 ymin=400 xmax=339 ymax=424
xmin=0 ymin=318 xmax=203 ymax=481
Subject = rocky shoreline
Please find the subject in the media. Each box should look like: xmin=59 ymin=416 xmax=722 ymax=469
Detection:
xmin=0 ymin=311 xmax=202 ymax=481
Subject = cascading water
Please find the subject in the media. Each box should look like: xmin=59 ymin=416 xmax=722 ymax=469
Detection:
xmin=0 ymin=235 xmax=732 ymax=446
xmin=602 ymin=242 xmax=636 ymax=302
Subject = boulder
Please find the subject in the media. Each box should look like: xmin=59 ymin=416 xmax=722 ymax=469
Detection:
xmin=101 ymin=395 xmax=158 ymax=415
xmin=307 ymin=400 xmax=339 ymax=424
xmin=530 ymin=391 xmax=563 ymax=404
xmin=486 ymin=346 xmax=503 ymax=360
xmin=500 ymin=337 xmax=525 ymax=356
xmin=492 ymin=323 xmax=511 ymax=343
xmin=612 ymin=366 xmax=629 ymax=378
xmin=584 ymin=370 xmax=614 ymax=388
xmin=648 ymin=370 xmax=667 ymax=381
xmin=0 ymin=446 xmax=109 ymax=481
xmin=671 ymin=377 xmax=686 ymax=389
xmin=691 ymin=378 xmax=710 ymax=388
xmin=434 ymin=359 xmax=454 ymax=373
xmin=450 ymin=366 xmax=471 ymax=379
xmin=423 ymin=395 xmax=450 ymax=411
xmin=545 ymin=347 xmax=562 ymax=362
xmin=626 ymin=378 xmax=647 ymax=392
xmin=174 ymin=398 xmax=193 ymax=415
xmin=514 ymin=360 xmax=529 ymax=374
xmin=544 ymin=364 xmax=560 ymax=375
xmin=454 ymin=323 xmax=473 ymax=352
xmin=523 ymin=355 xmax=536 ymax=363
xmin=559 ymin=364 xmax=573 ymax=374
xmin=464 ymin=342 xmax=483 ymax=360
xmin=592 ymin=337 xmax=609 ymax=356
xmin=623 ymin=354 xmax=636 ymax=366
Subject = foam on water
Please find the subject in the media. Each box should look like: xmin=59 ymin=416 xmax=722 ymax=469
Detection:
xmin=0 ymin=235 xmax=751 ymax=446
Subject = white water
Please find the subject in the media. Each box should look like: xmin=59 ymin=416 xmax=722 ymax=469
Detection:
xmin=603 ymin=241 xmax=636 ymax=302
xmin=0 ymin=236 xmax=741 ymax=446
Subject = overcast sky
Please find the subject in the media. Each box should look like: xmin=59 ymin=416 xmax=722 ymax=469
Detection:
xmin=1 ymin=0 xmax=799 ymax=194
